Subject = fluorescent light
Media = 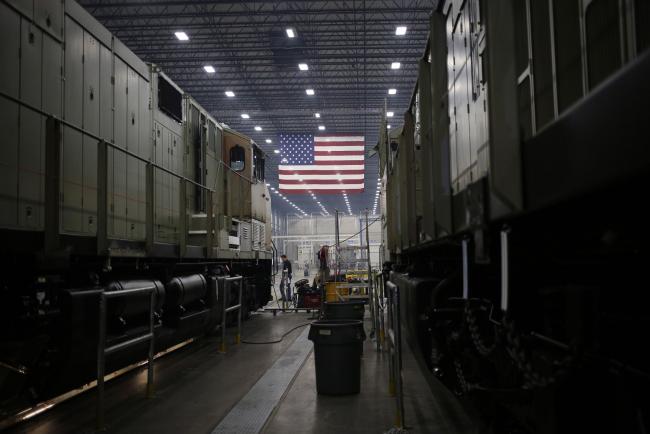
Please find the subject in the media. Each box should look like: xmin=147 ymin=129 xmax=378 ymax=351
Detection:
xmin=286 ymin=28 xmax=295 ymax=38
xmin=254 ymin=126 xmax=262 ymax=131
xmin=388 ymin=88 xmax=397 ymax=95
xmin=241 ymin=113 xmax=250 ymax=119
xmin=265 ymin=139 xmax=272 ymax=144
xmin=387 ymin=111 xmax=394 ymax=117
xmin=298 ymin=63 xmax=309 ymax=71
xmin=318 ymin=125 xmax=325 ymax=131
xmin=391 ymin=62 xmax=401 ymax=69
xmin=387 ymin=125 xmax=391 ymax=129
xmin=225 ymin=90 xmax=235 ymax=97
xmin=203 ymin=65 xmax=216 ymax=73
xmin=395 ymin=26 xmax=407 ymax=36
xmin=175 ymin=31 xmax=189 ymax=41
xmin=314 ymin=113 xmax=320 ymax=118
xmin=306 ymin=89 xmax=315 ymax=96
xmin=274 ymin=149 xmax=280 ymax=154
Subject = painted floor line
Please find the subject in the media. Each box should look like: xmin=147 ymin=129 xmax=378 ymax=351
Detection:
xmin=211 ymin=327 xmax=313 ymax=434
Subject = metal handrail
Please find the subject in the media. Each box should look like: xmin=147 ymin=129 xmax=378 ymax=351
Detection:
xmin=0 ymin=90 xmax=264 ymax=255
xmin=0 ymin=90 xmax=217 ymax=193
xmin=97 ymin=284 xmax=157 ymax=429
xmin=218 ymin=276 xmax=244 ymax=353
xmin=385 ymin=280 xmax=405 ymax=429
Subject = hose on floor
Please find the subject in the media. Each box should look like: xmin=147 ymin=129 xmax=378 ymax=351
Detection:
xmin=241 ymin=322 xmax=312 ymax=345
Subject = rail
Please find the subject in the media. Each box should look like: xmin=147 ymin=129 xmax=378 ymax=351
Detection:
xmin=97 ymin=284 xmax=157 ymax=429
xmin=385 ymin=280 xmax=405 ymax=429
xmin=218 ymin=276 xmax=244 ymax=353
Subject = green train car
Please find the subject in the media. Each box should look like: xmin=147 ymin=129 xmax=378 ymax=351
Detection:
xmin=379 ymin=0 xmax=650 ymax=432
xmin=0 ymin=0 xmax=273 ymax=421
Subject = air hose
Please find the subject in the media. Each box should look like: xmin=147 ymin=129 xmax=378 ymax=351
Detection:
xmin=241 ymin=322 xmax=312 ymax=345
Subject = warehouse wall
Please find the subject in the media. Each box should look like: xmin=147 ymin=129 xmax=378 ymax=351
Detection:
xmin=273 ymin=214 xmax=382 ymax=270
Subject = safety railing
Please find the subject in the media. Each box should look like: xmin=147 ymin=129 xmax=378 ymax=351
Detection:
xmin=97 ymin=284 xmax=157 ymax=429
xmin=218 ymin=276 xmax=243 ymax=353
xmin=386 ymin=280 xmax=405 ymax=429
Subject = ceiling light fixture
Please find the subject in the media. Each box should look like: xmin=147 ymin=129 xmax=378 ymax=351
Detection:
xmin=306 ymin=89 xmax=315 ymax=96
xmin=314 ymin=113 xmax=320 ymax=118
xmin=387 ymin=111 xmax=394 ymax=117
xmin=318 ymin=125 xmax=325 ymax=131
xmin=203 ymin=65 xmax=216 ymax=73
xmin=286 ymin=28 xmax=296 ymax=38
xmin=274 ymin=149 xmax=280 ymax=154
xmin=241 ymin=113 xmax=250 ymax=119
xmin=391 ymin=62 xmax=401 ymax=69
xmin=396 ymin=26 xmax=407 ymax=36
xmin=266 ymin=139 xmax=272 ymax=144
xmin=225 ymin=90 xmax=235 ymax=97
xmin=254 ymin=126 xmax=262 ymax=131
xmin=388 ymin=88 xmax=397 ymax=95
xmin=298 ymin=63 xmax=309 ymax=71
xmin=175 ymin=31 xmax=189 ymax=41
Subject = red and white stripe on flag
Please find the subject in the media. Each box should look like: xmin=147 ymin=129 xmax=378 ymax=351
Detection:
xmin=279 ymin=135 xmax=365 ymax=194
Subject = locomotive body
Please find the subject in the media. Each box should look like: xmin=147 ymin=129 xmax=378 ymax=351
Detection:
xmin=0 ymin=0 xmax=272 ymax=421
xmin=381 ymin=0 xmax=650 ymax=432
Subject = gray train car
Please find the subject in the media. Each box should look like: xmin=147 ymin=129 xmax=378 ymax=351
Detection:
xmin=380 ymin=0 xmax=650 ymax=431
xmin=0 ymin=0 xmax=272 ymax=422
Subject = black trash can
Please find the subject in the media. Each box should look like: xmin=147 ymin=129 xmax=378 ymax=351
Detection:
xmin=308 ymin=320 xmax=366 ymax=395
xmin=323 ymin=301 xmax=365 ymax=320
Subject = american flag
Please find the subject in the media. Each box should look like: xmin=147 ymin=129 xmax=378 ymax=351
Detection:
xmin=278 ymin=134 xmax=365 ymax=194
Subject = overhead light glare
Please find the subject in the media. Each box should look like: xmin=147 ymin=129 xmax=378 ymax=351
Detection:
xmin=254 ymin=126 xmax=262 ymax=131
xmin=274 ymin=149 xmax=280 ymax=154
xmin=395 ymin=26 xmax=407 ymax=36
xmin=286 ymin=28 xmax=296 ymax=38
xmin=318 ymin=125 xmax=326 ymax=131
xmin=388 ymin=88 xmax=397 ymax=95
xmin=306 ymin=88 xmax=315 ymax=96
xmin=298 ymin=63 xmax=309 ymax=71
xmin=314 ymin=113 xmax=321 ymax=118
xmin=391 ymin=62 xmax=401 ymax=69
xmin=203 ymin=65 xmax=216 ymax=73
xmin=241 ymin=113 xmax=250 ymax=119
xmin=175 ymin=31 xmax=189 ymax=41
xmin=387 ymin=111 xmax=394 ymax=117
xmin=265 ymin=139 xmax=272 ymax=144
xmin=225 ymin=90 xmax=235 ymax=97
xmin=387 ymin=125 xmax=392 ymax=129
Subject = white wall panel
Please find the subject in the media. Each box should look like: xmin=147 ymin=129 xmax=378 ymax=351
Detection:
xmin=35 ymin=0 xmax=62 ymax=40
xmin=0 ymin=99 xmax=19 ymax=227
xmin=111 ymin=58 xmax=128 ymax=238
xmin=42 ymin=34 xmax=62 ymax=117
xmin=5 ymin=0 xmax=33 ymax=19
xmin=0 ymin=6 xmax=21 ymax=227
xmin=18 ymin=21 xmax=43 ymax=229
xmin=62 ymin=17 xmax=84 ymax=233
xmin=82 ymin=31 xmax=100 ymax=234
xmin=0 ymin=4 xmax=20 ymax=99
xmin=126 ymin=68 xmax=140 ymax=239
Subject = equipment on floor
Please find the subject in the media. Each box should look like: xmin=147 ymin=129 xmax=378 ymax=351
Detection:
xmin=295 ymin=280 xmax=321 ymax=309
xmin=323 ymin=301 xmax=365 ymax=320
xmin=308 ymin=320 xmax=365 ymax=395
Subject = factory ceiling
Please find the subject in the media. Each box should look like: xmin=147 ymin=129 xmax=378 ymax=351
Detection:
xmin=80 ymin=0 xmax=435 ymax=217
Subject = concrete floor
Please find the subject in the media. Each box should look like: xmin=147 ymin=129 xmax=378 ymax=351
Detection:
xmin=264 ymin=316 xmax=478 ymax=434
xmin=6 ymin=312 xmax=314 ymax=434
xmin=7 ymin=307 xmax=478 ymax=434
